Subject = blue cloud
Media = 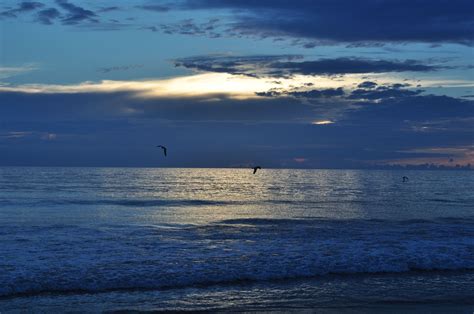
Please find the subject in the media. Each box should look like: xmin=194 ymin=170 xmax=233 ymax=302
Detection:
xmin=135 ymin=4 xmax=169 ymax=12
xmin=357 ymin=81 xmax=378 ymax=89
xmin=36 ymin=7 xmax=61 ymax=25
xmin=55 ymin=0 xmax=97 ymax=25
xmin=179 ymin=0 xmax=474 ymax=45
xmin=175 ymin=55 xmax=439 ymax=77
xmin=349 ymin=87 xmax=423 ymax=100
xmin=256 ymin=88 xmax=345 ymax=98
xmin=0 ymin=1 xmax=44 ymax=18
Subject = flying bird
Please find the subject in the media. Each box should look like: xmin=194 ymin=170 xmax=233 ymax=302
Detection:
xmin=402 ymin=176 xmax=409 ymax=182
xmin=252 ymin=166 xmax=261 ymax=174
xmin=156 ymin=145 xmax=167 ymax=157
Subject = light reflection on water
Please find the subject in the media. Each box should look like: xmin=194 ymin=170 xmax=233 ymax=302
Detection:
xmin=0 ymin=168 xmax=473 ymax=310
xmin=0 ymin=167 xmax=472 ymax=225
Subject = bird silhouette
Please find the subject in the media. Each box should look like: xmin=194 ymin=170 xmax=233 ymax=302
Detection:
xmin=156 ymin=145 xmax=167 ymax=157
xmin=252 ymin=166 xmax=261 ymax=174
xmin=402 ymin=176 xmax=409 ymax=182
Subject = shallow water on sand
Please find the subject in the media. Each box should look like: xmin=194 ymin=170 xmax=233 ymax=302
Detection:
xmin=0 ymin=168 xmax=473 ymax=311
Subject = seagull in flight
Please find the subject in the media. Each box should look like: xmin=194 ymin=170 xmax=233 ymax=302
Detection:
xmin=252 ymin=166 xmax=261 ymax=174
xmin=156 ymin=145 xmax=167 ymax=157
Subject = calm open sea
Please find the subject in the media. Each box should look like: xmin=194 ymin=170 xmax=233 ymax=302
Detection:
xmin=0 ymin=167 xmax=473 ymax=312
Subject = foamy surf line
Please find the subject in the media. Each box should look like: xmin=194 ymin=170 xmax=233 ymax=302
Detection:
xmin=2 ymin=269 xmax=474 ymax=300
xmin=1 ymin=217 xmax=473 ymax=298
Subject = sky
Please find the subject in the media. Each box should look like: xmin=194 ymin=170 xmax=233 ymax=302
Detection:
xmin=0 ymin=0 xmax=473 ymax=168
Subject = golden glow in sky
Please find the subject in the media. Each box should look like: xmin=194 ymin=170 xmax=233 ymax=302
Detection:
xmin=3 ymin=72 xmax=465 ymax=99
xmin=312 ymin=120 xmax=334 ymax=125
xmin=0 ymin=73 xmax=351 ymax=98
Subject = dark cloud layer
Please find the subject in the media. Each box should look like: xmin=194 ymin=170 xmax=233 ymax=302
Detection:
xmin=271 ymin=58 xmax=437 ymax=76
xmin=0 ymin=1 xmax=44 ymax=18
xmin=175 ymin=55 xmax=439 ymax=77
xmin=349 ymin=86 xmax=424 ymax=100
xmin=97 ymin=64 xmax=144 ymax=73
xmin=97 ymin=6 xmax=120 ymax=13
xmin=158 ymin=18 xmax=222 ymax=37
xmin=55 ymin=0 xmax=97 ymax=24
xmin=174 ymin=54 xmax=299 ymax=77
xmin=36 ymin=8 xmax=61 ymax=25
xmin=1 ymin=0 xmax=100 ymax=26
xmin=358 ymin=81 xmax=378 ymax=89
xmin=180 ymin=0 xmax=474 ymax=45
xmin=135 ymin=4 xmax=169 ymax=12
xmin=2 ymin=0 xmax=472 ymax=48
xmin=256 ymin=88 xmax=345 ymax=99
xmin=1 ymin=82 xmax=472 ymax=167
xmin=348 ymin=95 xmax=474 ymax=125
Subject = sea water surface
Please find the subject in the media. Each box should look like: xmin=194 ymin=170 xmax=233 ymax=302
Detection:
xmin=0 ymin=167 xmax=473 ymax=312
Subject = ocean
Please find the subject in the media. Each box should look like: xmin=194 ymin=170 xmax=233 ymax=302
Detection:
xmin=0 ymin=167 xmax=473 ymax=312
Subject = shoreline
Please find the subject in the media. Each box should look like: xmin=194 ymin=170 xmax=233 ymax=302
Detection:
xmin=2 ymin=271 xmax=473 ymax=313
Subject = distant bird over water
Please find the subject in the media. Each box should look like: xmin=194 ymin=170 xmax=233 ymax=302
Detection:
xmin=252 ymin=166 xmax=261 ymax=174
xmin=402 ymin=176 xmax=409 ymax=182
xmin=156 ymin=145 xmax=167 ymax=157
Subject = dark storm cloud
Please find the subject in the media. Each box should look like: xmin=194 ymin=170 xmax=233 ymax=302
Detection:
xmin=179 ymin=0 xmax=474 ymax=46
xmin=36 ymin=8 xmax=61 ymax=25
xmin=0 ymin=1 xmax=44 ymax=18
xmin=175 ymin=55 xmax=440 ymax=78
xmin=55 ymin=0 xmax=97 ymax=25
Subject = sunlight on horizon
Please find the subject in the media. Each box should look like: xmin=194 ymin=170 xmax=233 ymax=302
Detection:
xmin=312 ymin=120 xmax=334 ymax=125
xmin=2 ymin=72 xmax=465 ymax=99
